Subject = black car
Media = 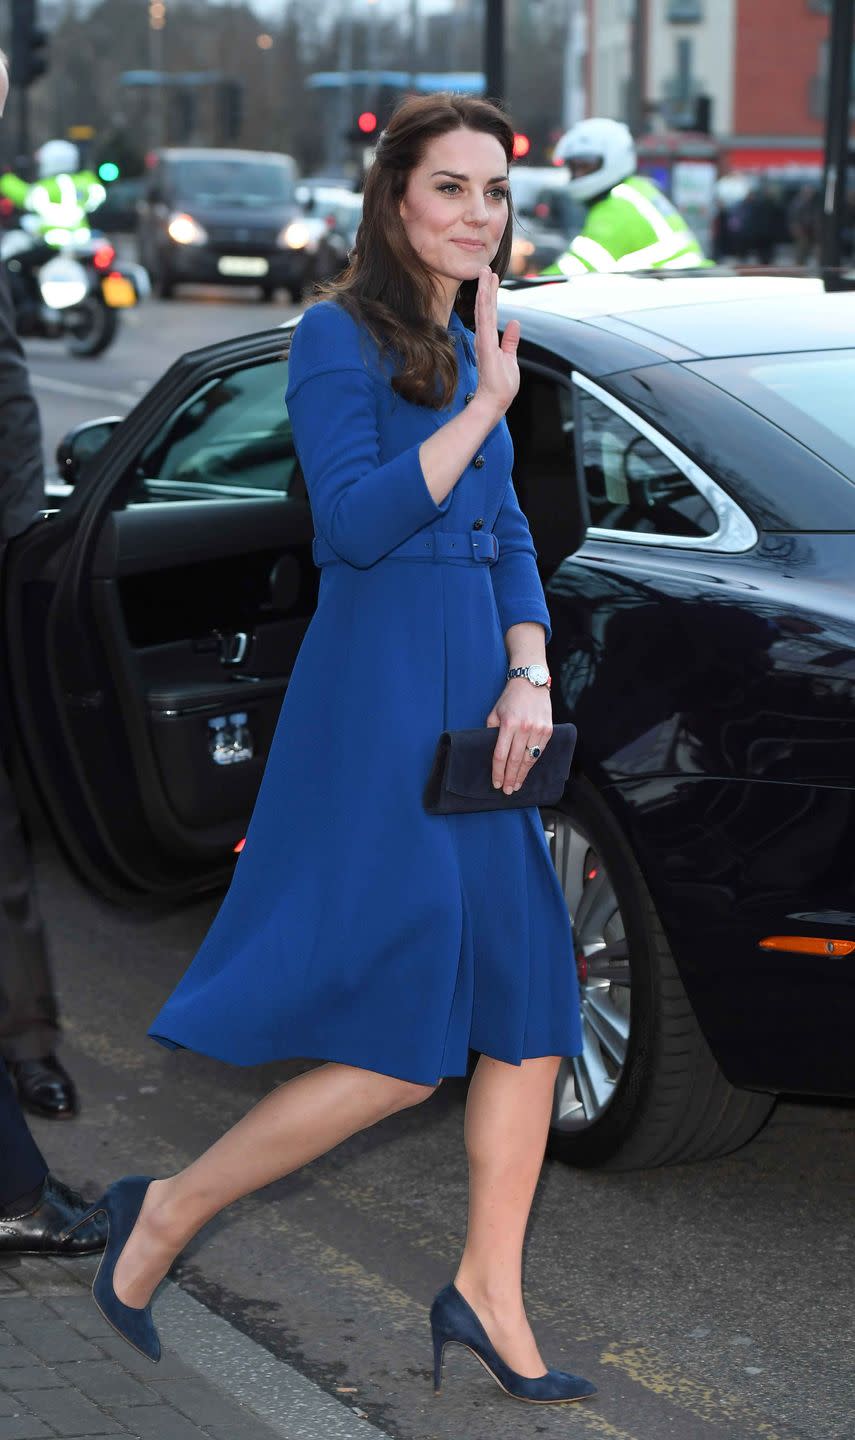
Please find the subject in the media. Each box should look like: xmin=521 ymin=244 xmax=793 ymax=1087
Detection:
xmin=8 ymin=272 xmax=855 ymax=1172
xmin=509 ymin=166 xmax=585 ymax=276
xmin=90 ymin=177 xmax=146 ymax=234
xmin=136 ymin=148 xmax=333 ymax=302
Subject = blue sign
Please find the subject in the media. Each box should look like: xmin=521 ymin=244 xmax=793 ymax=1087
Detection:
xmin=307 ymin=70 xmax=485 ymax=94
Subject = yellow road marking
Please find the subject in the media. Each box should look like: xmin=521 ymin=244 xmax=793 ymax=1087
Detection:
xmin=601 ymin=1343 xmax=791 ymax=1440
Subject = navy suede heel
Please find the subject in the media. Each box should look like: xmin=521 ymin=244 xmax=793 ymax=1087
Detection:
xmin=430 ymin=1283 xmax=596 ymax=1404
xmin=62 ymin=1175 xmax=161 ymax=1363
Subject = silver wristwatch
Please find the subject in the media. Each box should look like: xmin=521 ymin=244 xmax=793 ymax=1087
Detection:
xmin=507 ymin=663 xmax=551 ymax=689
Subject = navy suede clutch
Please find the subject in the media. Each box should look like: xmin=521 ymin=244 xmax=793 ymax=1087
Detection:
xmin=423 ymin=722 xmax=577 ymax=815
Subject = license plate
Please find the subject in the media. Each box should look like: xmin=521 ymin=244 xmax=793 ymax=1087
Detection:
xmin=101 ymin=274 xmax=137 ymax=308
xmin=217 ymin=256 xmax=270 ymax=277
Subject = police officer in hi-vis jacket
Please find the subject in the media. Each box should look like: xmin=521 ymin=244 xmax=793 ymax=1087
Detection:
xmin=542 ymin=117 xmax=707 ymax=276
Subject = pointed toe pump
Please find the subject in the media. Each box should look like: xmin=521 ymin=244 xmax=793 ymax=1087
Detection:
xmin=430 ymin=1283 xmax=597 ymax=1405
xmin=62 ymin=1175 xmax=161 ymax=1363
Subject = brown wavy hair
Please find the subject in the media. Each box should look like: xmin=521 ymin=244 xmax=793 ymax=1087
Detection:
xmin=318 ymin=92 xmax=516 ymax=409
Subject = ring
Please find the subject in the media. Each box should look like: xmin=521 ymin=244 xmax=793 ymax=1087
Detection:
xmin=528 ymin=745 xmax=542 ymax=759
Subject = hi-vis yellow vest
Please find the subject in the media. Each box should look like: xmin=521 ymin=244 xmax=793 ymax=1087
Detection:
xmin=542 ymin=175 xmax=707 ymax=274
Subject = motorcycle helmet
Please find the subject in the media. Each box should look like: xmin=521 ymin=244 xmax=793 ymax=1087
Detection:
xmin=36 ymin=139 xmax=81 ymax=178
xmin=553 ymin=118 xmax=637 ymax=203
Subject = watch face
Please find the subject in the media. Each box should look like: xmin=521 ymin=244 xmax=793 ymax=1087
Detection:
xmin=528 ymin=664 xmax=549 ymax=686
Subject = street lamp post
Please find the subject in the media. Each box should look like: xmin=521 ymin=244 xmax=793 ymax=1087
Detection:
xmin=148 ymin=0 xmax=166 ymax=147
xmin=331 ymin=0 xmax=353 ymax=172
xmin=484 ymin=0 xmax=504 ymax=104
xmin=821 ymin=0 xmax=855 ymax=273
xmin=409 ymin=0 xmax=419 ymax=91
xmin=627 ymin=0 xmax=648 ymax=136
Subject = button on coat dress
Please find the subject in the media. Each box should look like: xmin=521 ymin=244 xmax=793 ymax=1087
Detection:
xmin=148 ymin=301 xmax=583 ymax=1084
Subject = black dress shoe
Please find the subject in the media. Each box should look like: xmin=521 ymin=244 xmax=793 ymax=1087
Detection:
xmin=11 ymin=1055 xmax=78 ymax=1119
xmin=0 ymin=1175 xmax=107 ymax=1256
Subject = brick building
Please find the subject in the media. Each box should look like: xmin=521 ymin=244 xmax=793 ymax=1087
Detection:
xmin=586 ymin=0 xmax=850 ymax=171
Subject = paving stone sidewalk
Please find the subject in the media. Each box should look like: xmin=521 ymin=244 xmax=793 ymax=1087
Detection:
xmin=0 ymin=1254 xmax=388 ymax=1440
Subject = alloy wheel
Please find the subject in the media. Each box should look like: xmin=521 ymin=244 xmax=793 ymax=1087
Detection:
xmin=541 ymin=808 xmax=632 ymax=1133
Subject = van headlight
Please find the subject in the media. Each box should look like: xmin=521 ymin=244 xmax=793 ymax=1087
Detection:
xmin=279 ymin=219 xmax=326 ymax=252
xmin=167 ymin=213 xmax=208 ymax=245
xmin=278 ymin=220 xmax=312 ymax=250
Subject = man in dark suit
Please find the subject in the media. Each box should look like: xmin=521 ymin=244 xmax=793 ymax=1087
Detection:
xmin=0 ymin=49 xmax=102 ymax=1254
xmin=0 ymin=48 xmax=77 ymax=1120
xmin=0 ymin=1058 xmax=104 ymax=1253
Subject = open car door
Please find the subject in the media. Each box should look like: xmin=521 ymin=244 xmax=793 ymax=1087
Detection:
xmin=2 ymin=324 xmax=317 ymax=904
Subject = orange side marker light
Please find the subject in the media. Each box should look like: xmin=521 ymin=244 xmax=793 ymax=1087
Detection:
xmin=759 ymin=935 xmax=855 ymax=957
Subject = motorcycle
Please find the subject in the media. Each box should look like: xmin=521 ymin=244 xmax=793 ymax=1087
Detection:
xmin=1 ymin=223 xmax=149 ymax=357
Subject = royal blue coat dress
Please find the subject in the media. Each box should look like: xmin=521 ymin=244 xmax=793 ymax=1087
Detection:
xmin=148 ymin=301 xmax=582 ymax=1085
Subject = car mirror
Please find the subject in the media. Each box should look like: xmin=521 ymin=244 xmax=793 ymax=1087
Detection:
xmin=55 ymin=417 xmax=122 ymax=487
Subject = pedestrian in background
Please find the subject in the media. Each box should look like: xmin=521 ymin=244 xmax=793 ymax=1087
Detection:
xmin=67 ymin=93 xmax=597 ymax=1409
xmin=0 ymin=48 xmax=79 ymax=1121
xmin=788 ymin=184 xmax=821 ymax=267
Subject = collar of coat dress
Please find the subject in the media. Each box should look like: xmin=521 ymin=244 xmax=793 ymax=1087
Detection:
xmin=448 ymin=307 xmax=475 ymax=365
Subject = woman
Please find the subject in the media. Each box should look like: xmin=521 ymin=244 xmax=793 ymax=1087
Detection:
xmin=66 ymin=93 xmax=594 ymax=1407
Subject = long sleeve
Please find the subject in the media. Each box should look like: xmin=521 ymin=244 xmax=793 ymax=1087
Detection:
xmin=0 ymin=262 xmax=45 ymax=541
xmin=491 ymin=474 xmax=552 ymax=646
xmin=285 ymin=301 xmax=451 ymax=569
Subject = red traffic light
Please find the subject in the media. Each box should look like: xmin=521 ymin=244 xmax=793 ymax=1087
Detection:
xmin=513 ymin=133 xmax=531 ymax=159
xmin=357 ymin=111 xmax=378 ymax=135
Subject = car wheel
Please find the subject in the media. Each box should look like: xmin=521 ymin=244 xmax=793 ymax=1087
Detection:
xmin=543 ymin=775 xmax=775 ymax=1170
xmin=65 ymin=297 xmax=119 ymax=357
xmin=260 ymin=285 xmax=277 ymax=302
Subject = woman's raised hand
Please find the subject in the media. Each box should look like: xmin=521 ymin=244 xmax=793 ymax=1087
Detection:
xmin=473 ymin=266 xmax=521 ymax=420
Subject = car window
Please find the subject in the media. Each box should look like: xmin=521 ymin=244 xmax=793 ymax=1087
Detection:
xmin=507 ymin=368 xmax=586 ymax=570
xmin=578 ymin=390 xmax=718 ymax=538
xmin=130 ymin=359 xmax=295 ymax=504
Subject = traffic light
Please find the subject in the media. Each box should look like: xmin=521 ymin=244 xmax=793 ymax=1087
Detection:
xmin=693 ymin=95 xmax=712 ymax=135
xmin=219 ymin=80 xmax=244 ymax=142
xmin=344 ymin=111 xmax=378 ymax=145
xmin=10 ymin=0 xmax=49 ymax=89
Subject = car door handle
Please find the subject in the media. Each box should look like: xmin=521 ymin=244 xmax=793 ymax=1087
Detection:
xmin=220 ymin=631 xmax=249 ymax=666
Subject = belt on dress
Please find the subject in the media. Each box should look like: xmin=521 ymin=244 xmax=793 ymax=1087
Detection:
xmin=312 ymin=530 xmax=500 ymax=568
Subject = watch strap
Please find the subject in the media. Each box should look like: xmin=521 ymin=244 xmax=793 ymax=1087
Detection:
xmin=507 ymin=665 xmax=552 ymax=688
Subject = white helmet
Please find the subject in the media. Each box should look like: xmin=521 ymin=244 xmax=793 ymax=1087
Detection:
xmin=553 ymin=118 xmax=636 ymax=202
xmin=36 ymin=139 xmax=81 ymax=178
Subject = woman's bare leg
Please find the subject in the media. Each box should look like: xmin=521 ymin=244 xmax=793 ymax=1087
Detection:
xmin=452 ymin=1053 xmax=561 ymax=1377
xmin=112 ymin=1063 xmax=436 ymax=1308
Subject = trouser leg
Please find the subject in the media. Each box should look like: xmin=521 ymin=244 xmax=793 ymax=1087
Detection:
xmin=0 ymin=752 xmax=59 ymax=1063
xmin=0 ymin=1057 xmax=47 ymax=1207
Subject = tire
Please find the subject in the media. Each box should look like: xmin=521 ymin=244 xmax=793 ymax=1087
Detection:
xmin=65 ymin=297 xmax=119 ymax=357
xmin=543 ymin=775 xmax=775 ymax=1170
xmin=260 ymin=285 xmax=277 ymax=303
xmin=287 ymin=282 xmax=304 ymax=304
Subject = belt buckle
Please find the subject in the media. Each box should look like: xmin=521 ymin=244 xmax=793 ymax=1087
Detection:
xmin=469 ymin=531 xmax=496 ymax=563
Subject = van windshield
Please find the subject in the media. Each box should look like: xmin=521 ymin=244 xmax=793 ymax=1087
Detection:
xmin=171 ymin=159 xmax=295 ymax=209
